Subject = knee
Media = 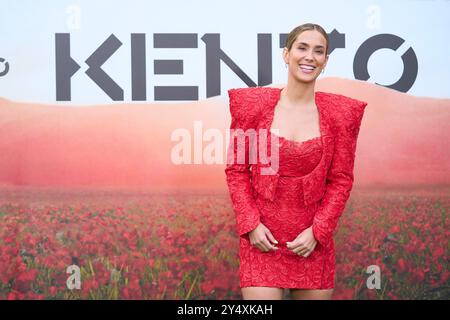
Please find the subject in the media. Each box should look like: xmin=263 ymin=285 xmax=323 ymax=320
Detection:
xmin=290 ymin=288 xmax=334 ymax=300
xmin=241 ymin=287 xmax=284 ymax=300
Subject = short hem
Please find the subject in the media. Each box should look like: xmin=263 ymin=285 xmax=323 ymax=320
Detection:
xmin=240 ymin=283 xmax=334 ymax=290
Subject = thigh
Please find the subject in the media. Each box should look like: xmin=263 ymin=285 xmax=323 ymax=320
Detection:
xmin=241 ymin=287 xmax=284 ymax=300
xmin=290 ymin=288 xmax=334 ymax=300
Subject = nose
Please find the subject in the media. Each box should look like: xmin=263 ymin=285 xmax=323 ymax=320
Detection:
xmin=304 ymin=49 xmax=314 ymax=62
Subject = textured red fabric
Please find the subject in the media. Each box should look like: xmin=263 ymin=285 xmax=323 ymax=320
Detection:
xmin=225 ymin=86 xmax=367 ymax=288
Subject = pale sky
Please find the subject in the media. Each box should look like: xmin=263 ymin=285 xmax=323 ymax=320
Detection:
xmin=0 ymin=0 xmax=449 ymax=104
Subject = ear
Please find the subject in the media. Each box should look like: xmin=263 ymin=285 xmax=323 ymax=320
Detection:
xmin=282 ymin=47 xmax=290 ymax=64
xmin=323 ymin=54 xmax=329 ymax=69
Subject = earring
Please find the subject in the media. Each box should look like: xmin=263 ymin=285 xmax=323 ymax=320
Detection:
xmin=285 ymin=63 xmax=288 ymax=68
xmin=321 ymin=68 xmax=325 ymax=74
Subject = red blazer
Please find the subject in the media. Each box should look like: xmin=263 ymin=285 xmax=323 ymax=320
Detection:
xmin=225 ymin=86 xmax=367 ymax=248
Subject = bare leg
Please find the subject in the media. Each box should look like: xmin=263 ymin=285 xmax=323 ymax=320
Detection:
xmin=241 ymin=287 xmax=284 ymax=300
xmin=290 ymin=289 xmax=334 ymax=300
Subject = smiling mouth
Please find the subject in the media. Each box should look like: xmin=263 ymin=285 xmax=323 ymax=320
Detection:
xmin=299 ymin=64 xmax=316 ymax=70
xmin=298 ymin=64 xmax=316 ymax=73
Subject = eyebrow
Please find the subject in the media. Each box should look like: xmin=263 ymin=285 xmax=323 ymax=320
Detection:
xmin=297 ymin=42 xmax=325 ymax=49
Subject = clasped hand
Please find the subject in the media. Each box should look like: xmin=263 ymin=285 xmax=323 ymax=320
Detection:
xmin=248 ymin=223 xmax=317 ymax=257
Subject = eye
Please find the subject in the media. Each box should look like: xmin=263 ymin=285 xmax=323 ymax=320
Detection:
xmin=315 ymin=51 xmax=324 ymax=54
xmin=298 ymin=47 xmax=306 ymax=50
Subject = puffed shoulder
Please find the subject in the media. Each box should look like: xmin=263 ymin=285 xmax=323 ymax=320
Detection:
xmin=318 ymin=92 xmax=368 ymax=128
xmin=227 ymin=87 xmax=262 ymax=129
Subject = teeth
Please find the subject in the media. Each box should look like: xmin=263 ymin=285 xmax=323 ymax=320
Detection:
xmin=299 ymin=64 xmax=315 ymax=70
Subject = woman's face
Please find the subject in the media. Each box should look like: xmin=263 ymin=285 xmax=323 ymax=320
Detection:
xmin=283 ymin=30 xmax=329 ymax=83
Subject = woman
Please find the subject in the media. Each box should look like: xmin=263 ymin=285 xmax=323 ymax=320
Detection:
xmin=225 ymin=23 xmax=368 ymax=300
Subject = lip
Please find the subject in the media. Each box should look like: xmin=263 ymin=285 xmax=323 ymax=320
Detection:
xmin=299 ymin=64 xmax=316 ymax=69
xmin=299 ymin=64 xmax=316 ymax=74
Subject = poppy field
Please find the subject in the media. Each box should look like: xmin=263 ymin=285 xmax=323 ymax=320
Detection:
xmin=0 ymin=186 xmax=448 ymax=300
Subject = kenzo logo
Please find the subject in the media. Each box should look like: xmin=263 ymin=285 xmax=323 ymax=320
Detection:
xmin=54 ymin=31 xmax=417 ymax=101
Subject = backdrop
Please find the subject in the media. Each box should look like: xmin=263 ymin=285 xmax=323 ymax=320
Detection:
xmin=0 ymin=0 xmax=448 ymax=300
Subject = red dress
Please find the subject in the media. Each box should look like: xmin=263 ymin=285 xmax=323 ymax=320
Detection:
xmin=225 ymin=87 xmax=367 ymax=289
xmin=238 ymin=130 xmax=334 ymax=289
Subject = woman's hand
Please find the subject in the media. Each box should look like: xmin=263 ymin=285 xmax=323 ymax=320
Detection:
xmin=248 ymin=223 xmax=279 ymax=252
xmin=286 ymin=226 xmax=317 ymax=258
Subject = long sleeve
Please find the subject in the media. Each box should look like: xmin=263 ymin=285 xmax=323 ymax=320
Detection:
xmin=312 ymin=98 xmax=368 ymax=247
xmin=225 ymin=88 xmax=261 ymax=237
